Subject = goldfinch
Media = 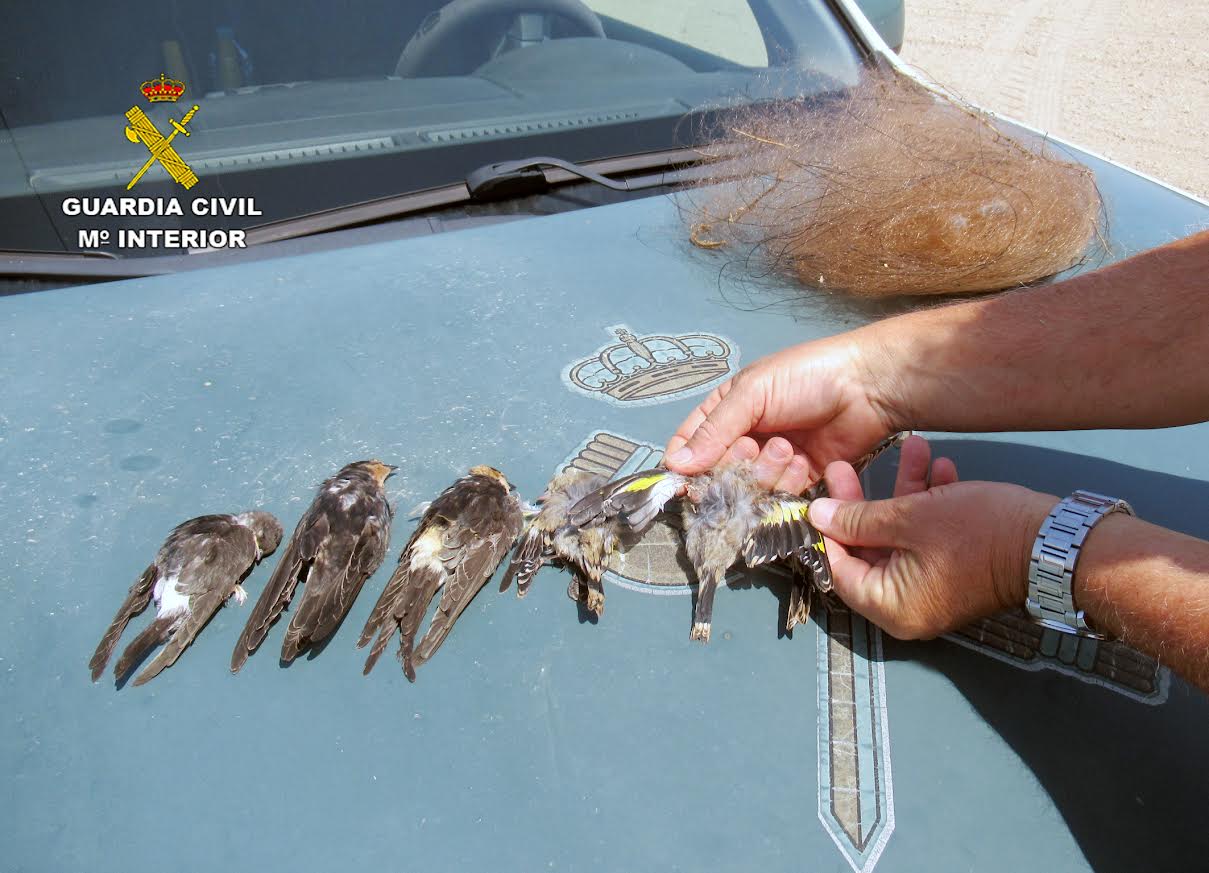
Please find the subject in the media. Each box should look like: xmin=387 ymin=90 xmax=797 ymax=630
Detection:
xmin=501 ymin=468 xmax=609 ymax=603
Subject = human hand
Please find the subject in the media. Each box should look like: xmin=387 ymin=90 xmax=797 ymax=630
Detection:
xmin=808 ymin=435 xmax=1056 ymax=639
xmin=664 ymin=331 xmax=900 ymax=493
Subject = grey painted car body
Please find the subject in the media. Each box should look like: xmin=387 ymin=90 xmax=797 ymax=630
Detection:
xmin=2 ymin=63 xmax=1207 ymax=873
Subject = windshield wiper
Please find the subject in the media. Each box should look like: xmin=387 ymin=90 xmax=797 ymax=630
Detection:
xmin=242 ymin=147 xmax=710 ymax=247
xmin=465 ymin=155 xmax=679 ymax=200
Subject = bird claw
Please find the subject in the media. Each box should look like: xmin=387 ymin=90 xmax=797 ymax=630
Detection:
xmin=586 ymin=589 xmax=605 ymax=616
xmin=690 ymin=621 xmax=711 ymax=642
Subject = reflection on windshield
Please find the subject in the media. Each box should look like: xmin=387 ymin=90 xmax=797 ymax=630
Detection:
xmin=0 ymin=0 xmax=861 ymax=256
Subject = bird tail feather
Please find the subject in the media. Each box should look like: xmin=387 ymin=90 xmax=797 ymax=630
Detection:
xmin=787 ymin=581 xmax=811 ymax=632
xmin=361 ymin=621 xmax=398 ymax=675
xmin=114 ymin=615 xmax=178 ymax=681
xmin=398 ymin=570 xmax=445 ymax=682
xmin=89 ymin=565 xmax=157 ymax=681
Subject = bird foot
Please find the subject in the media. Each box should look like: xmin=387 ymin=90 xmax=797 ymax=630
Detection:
xmin=229 ymin=584 xmax=248 ymax=607
xmin=586 ymin=589 xmax=605 ymax=616
xmin=690 ymin=622 xmax=711 ymax=642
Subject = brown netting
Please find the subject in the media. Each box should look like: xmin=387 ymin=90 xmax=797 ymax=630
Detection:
xmin=685 ymin=68 xmax=1103 ymax=298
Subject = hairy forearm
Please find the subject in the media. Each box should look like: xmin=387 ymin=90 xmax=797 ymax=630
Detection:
xmin=866 ymin=229 xmax=1209 ymax=432
xmin=1066 ymin=513 xmax=1209 ymax=693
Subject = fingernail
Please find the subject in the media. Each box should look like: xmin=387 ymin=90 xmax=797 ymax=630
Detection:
xmin=666 ymin=447 xmax=692 ymax=467
xmin=809 ymin=498 xmax=837 ymax=528
xmin=767 ymin=438 xmax=791 ymax=460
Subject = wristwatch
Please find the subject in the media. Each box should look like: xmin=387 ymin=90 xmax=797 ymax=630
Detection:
xmin=1026 ymin=489 xmax=1134 ymax=639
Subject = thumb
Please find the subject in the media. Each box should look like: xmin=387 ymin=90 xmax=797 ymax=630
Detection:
xmin=809 ymin=496 xmax=913 ymax=549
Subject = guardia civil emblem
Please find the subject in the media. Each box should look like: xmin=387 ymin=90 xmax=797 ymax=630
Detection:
xmin=124 ymin=73 xmax=200 ymax=190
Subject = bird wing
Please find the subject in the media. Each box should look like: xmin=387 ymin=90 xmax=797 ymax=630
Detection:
xmin=742 ymin=494 xmax=812 ymax=566
xmin=566 ymin=468 xmax=685 ymax=531
xmin=411 ymin=502 xmax=522 ymax=671
xmin=230 ymin=512 xmax=324 ymax=672
xmin=742 ymin=493 xmax=833 ymax=591
xmin=90 ymin=563 xmax=158 ymax=681
xmin=281 ymin=501 xmax=391 ymax=662
xmin=805 ymin=432 xmax=906 ymax=500
xmin=798 ymin=525 xmax=833 ymax=592
xmin=176 ymin=521 xmax=258 ymax=596
xmin=500 ymin=522 xmax=546 ymax=595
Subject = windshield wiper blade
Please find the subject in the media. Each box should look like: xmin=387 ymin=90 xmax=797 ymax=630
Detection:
xmin=465 ymin=155 xmax=675 ymax=199
xmin=243 ymin=147 xmax=706 ymax=247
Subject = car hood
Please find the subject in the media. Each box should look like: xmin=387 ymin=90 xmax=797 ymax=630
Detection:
xmin=1 ymin=148 xmax=1206 ymax=873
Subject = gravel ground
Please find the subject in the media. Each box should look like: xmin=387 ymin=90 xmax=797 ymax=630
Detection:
xmin=899 ymin=0 xmax=1209 ymax=200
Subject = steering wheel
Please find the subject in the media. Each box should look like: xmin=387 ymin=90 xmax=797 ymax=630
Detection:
xmin=396 ymin=0 xmax=606 ymax=78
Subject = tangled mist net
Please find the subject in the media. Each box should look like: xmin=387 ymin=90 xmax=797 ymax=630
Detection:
xmin=685 ymin=69 xmax=1103 ymax=298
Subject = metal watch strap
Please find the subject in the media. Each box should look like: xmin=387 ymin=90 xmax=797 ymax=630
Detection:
xmin=1026 ymin=489 xmax=1134 ymax=639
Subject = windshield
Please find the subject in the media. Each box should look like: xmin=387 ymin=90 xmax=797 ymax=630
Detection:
xmin=0 ymin=1 xmax=863 ymax=257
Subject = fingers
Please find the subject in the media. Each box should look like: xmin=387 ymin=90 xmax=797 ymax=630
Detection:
xmin=664 ymin=379 xmax=759 ymax=474
xmin=665 ymin=382 xmax=728 ymax=460
xmin=894 ymin=436 xmax=959 ymax=493
xmin=821 ymin=460 xmax=863 ymax=501
xmin=751 ymin=437 xmax=793 ymax=489
xmin=720 ymin=436 xmax=760 ymax=465
xmin=810 ymin=467 xmax=886 ymax=615
xmin=931 ymin=456 xmax=959 ymax=486
xmin=773 ymin=453 xmax=813 ymax=495
xmin=892 ymin=434 xmax=932 ymax=497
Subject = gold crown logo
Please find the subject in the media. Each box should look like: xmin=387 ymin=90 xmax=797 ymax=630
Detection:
xmin=567 ymin=325 xmax=733 ymax=403
xmin=141 ymin=73 xmax=186 ymax=103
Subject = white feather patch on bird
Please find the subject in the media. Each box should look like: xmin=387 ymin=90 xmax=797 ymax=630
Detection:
xmin=153 ymin=574 xmax=190 ymax=617
xmin=409 ymin=526 xmax=446 ymax=575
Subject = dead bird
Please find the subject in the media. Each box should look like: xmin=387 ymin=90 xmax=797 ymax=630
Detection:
xmin=683 ymin=463 xmax=835 ymax=641
xmin=358 ymin=466 xmax=523 ymax=681
xmin=230 ymin=460 xmax=394 ymax=672
xmin=501 ymin=468 xmax=609 ymax=605
xmin=562 ymin=467 xmax=689 ymax=615
xmin=91 ymin=511 xmax=282 ymax=685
